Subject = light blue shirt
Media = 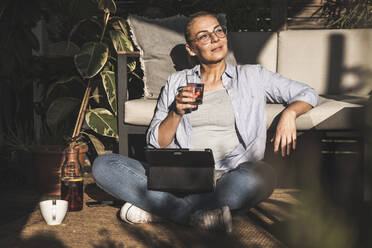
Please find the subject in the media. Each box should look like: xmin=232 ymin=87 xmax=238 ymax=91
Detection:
xmin=146 ymin=63 xmax=319 ymax=170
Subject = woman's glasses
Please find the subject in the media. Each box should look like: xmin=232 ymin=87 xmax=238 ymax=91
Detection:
xmin=191 ymin=25 xmax=227 ymax=45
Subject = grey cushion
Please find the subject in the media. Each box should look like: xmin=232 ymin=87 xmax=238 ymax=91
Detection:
xmin=125 ymin=96 xmax=365 ymax=130
xmin=128 ymin=15 xmax=236 ymax=99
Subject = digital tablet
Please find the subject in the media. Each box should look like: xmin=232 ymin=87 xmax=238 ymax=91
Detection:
xmin=145 ymin=148 xmax=215 ymax=193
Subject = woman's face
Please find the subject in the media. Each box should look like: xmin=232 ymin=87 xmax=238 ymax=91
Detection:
xmin=186 ymin=15 xmax=228 ymax=64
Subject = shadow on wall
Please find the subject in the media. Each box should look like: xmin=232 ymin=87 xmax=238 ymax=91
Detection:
xmin=327 ymin=34 xmax=344 ymax=94
xmin=327 ymin=33 xmax=372 ymax=95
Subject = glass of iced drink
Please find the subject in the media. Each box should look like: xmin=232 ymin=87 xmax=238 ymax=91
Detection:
xmin=186 ymin=73 xmax=204 ymax=110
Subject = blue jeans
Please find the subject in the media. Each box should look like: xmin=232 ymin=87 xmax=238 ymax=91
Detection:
xmin=92 ymin=153 xmax=276 ymax=224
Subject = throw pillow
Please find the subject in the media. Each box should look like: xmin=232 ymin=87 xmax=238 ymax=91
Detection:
xmin=128 ymin=14 xmax=236 ymax=99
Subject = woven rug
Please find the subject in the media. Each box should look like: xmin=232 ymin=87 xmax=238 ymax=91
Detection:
xmin=0 ymin=180 xmax=301 ymax=248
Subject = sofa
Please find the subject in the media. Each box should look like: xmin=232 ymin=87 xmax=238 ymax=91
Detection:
xmin=117 ymin=15 xmax=371 ymax=158
xmin=115 ymin=15 xmax=372 ymax=202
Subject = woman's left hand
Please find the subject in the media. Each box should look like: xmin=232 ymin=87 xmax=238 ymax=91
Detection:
xmin=271 ymin=109 xmax=297 ymax=157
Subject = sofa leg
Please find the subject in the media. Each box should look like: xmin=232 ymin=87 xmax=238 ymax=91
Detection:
xmin=119 ymin=125 xmax=129 ymax=156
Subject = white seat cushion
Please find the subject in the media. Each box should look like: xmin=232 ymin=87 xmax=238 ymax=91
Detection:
xmin=124 ymin=98 xmax=157 ymax=125
xmin=125 ymin=97 xmax=365 ymax=130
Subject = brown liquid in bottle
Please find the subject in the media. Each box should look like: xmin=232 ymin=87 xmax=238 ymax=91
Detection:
xmin=60 ymin=147 xmax=84 ymax=211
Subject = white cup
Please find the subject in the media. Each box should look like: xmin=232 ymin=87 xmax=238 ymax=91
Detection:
xmin=39 ymin=199 xmax=68 ymax=225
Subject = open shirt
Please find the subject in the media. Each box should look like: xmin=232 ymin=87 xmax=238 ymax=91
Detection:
xmin=146 ymin=63 xmax=319 ymax=170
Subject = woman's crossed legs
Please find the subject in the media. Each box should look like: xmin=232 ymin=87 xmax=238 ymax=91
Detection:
xmin=92 ymin=153 xmax=276 ymax=225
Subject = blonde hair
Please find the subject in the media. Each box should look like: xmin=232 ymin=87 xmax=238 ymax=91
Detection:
xmin=184 ymin=11 xmax=219 ymax=45
xmin=184 ymin=11 xmax=219 ymax=66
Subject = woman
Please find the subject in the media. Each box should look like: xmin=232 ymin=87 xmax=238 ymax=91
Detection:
xmin=93 ymin=11 xmax=318 ymax=233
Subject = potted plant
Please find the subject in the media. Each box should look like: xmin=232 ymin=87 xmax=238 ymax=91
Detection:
xmin=0 ymin=0 xmax=56 ymax=191
xmin=59 ymin=0 xmax=138 ymax=153
xmin=2 ymin=0 xmax=137 ymax=195
xmin=31 ymin=0 xmax=137 ymax=195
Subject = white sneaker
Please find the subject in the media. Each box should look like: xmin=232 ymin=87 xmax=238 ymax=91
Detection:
xmin=120 ymin=202 xmax=162 ymax=224
xmin=189 ymin=206 xmax=233 ymax=233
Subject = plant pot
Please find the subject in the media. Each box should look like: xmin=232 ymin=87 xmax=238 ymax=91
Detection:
xmin=32 ymin=144 xmax=88 ymax=195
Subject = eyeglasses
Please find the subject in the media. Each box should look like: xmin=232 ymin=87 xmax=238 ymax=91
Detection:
xmin=190 ymin=25 xmax=227 ymax=45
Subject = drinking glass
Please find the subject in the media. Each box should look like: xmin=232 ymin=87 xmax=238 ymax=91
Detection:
xmin=186 ymin=74 xmax=204 ymax=110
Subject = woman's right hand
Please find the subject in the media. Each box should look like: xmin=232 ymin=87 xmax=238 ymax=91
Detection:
xmin=174 ymin=86 xmax=197 ymax=116
xmin=158 ymin=86 xmax=196 ymax=147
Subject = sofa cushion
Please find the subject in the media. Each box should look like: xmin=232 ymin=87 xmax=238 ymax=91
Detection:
xmin=128 ymin=15 xmax=236 ymax=99
xmin=277 ymin=29 xmax=372 ymax=96
xmin=229 ymin=32 xmax=277 ymax=72
xmin=125 ymin=98 xmax=157 ymax=125
xmin=125 ymin=97 xmax=365 ymax=130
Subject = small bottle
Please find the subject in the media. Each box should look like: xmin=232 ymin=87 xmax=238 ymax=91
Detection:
xmin=60 ymin=146 xmax=84 ymax=211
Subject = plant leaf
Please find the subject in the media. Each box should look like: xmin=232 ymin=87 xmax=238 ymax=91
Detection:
xmin=46 ymin=97 xmax=81 ymax=129
xmin=128 ymin=60 xmax=136 ymax=72
xmin=91 ymin=85 xmax=101 ymax=103
xmin=98 ymin=0 xmax=116 ymax=14
xmin=81 ymin=131 xmax=109 ymax=155
xmin=48 ymin=41 xmax=80 ymax=57
xmin=100 ymin=71 xmax=117 ymax=115
xmin=68 ymin=18 xmax=102 ymax=45
xmin=103 ymin=59 xmax=115 ymax=72
xmin=109 ymin=16 xmax=128 ymax=37
xmin=74 ymin=42 xmax=108 ymax=79
xmin=85 ymin=108 xmax=117 ymax=138
xmin=109 ymin=30 xmax=133 ymax=53
xmin=46 ymin=76 xmax=81 ymax=100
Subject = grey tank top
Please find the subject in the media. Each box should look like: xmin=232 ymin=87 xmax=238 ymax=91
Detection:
xmin=190 ymin=88 xmax=240 ymax=162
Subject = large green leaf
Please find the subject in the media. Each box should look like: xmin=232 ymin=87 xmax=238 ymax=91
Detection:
xmin=81 ymin=131 xmax=111 ymax=155
xmin=74 ymin=42 xmax=108 ymax=79
xmin=85 ymin=108 xmax=117 ymax=138
xmin=48 ymin=41 xmax=80 ymax=57
xmin=109 ymin=30 xmax=133 ymax=53
xmin=98 ymin=0 xmax=116 ymax=13
xmin=109 ymin=16 xmax=128 ymax=37
xmin=100 ymin=71 xmax=117 ymax=115
xmin=68 ymin=18 xmax=102 ymax=44
xmin=46 ymin=97 xmax=81 ymax=129
xmin=46 ymin=76 xmax=82 ymax=100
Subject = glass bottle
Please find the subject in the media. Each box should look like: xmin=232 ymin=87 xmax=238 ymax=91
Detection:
xmin=60 ymin=146 xmax=84 ymax=211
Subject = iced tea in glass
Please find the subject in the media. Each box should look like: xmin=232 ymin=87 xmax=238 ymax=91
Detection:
xmin=186 ymin=73 xmax=204 ymax=110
